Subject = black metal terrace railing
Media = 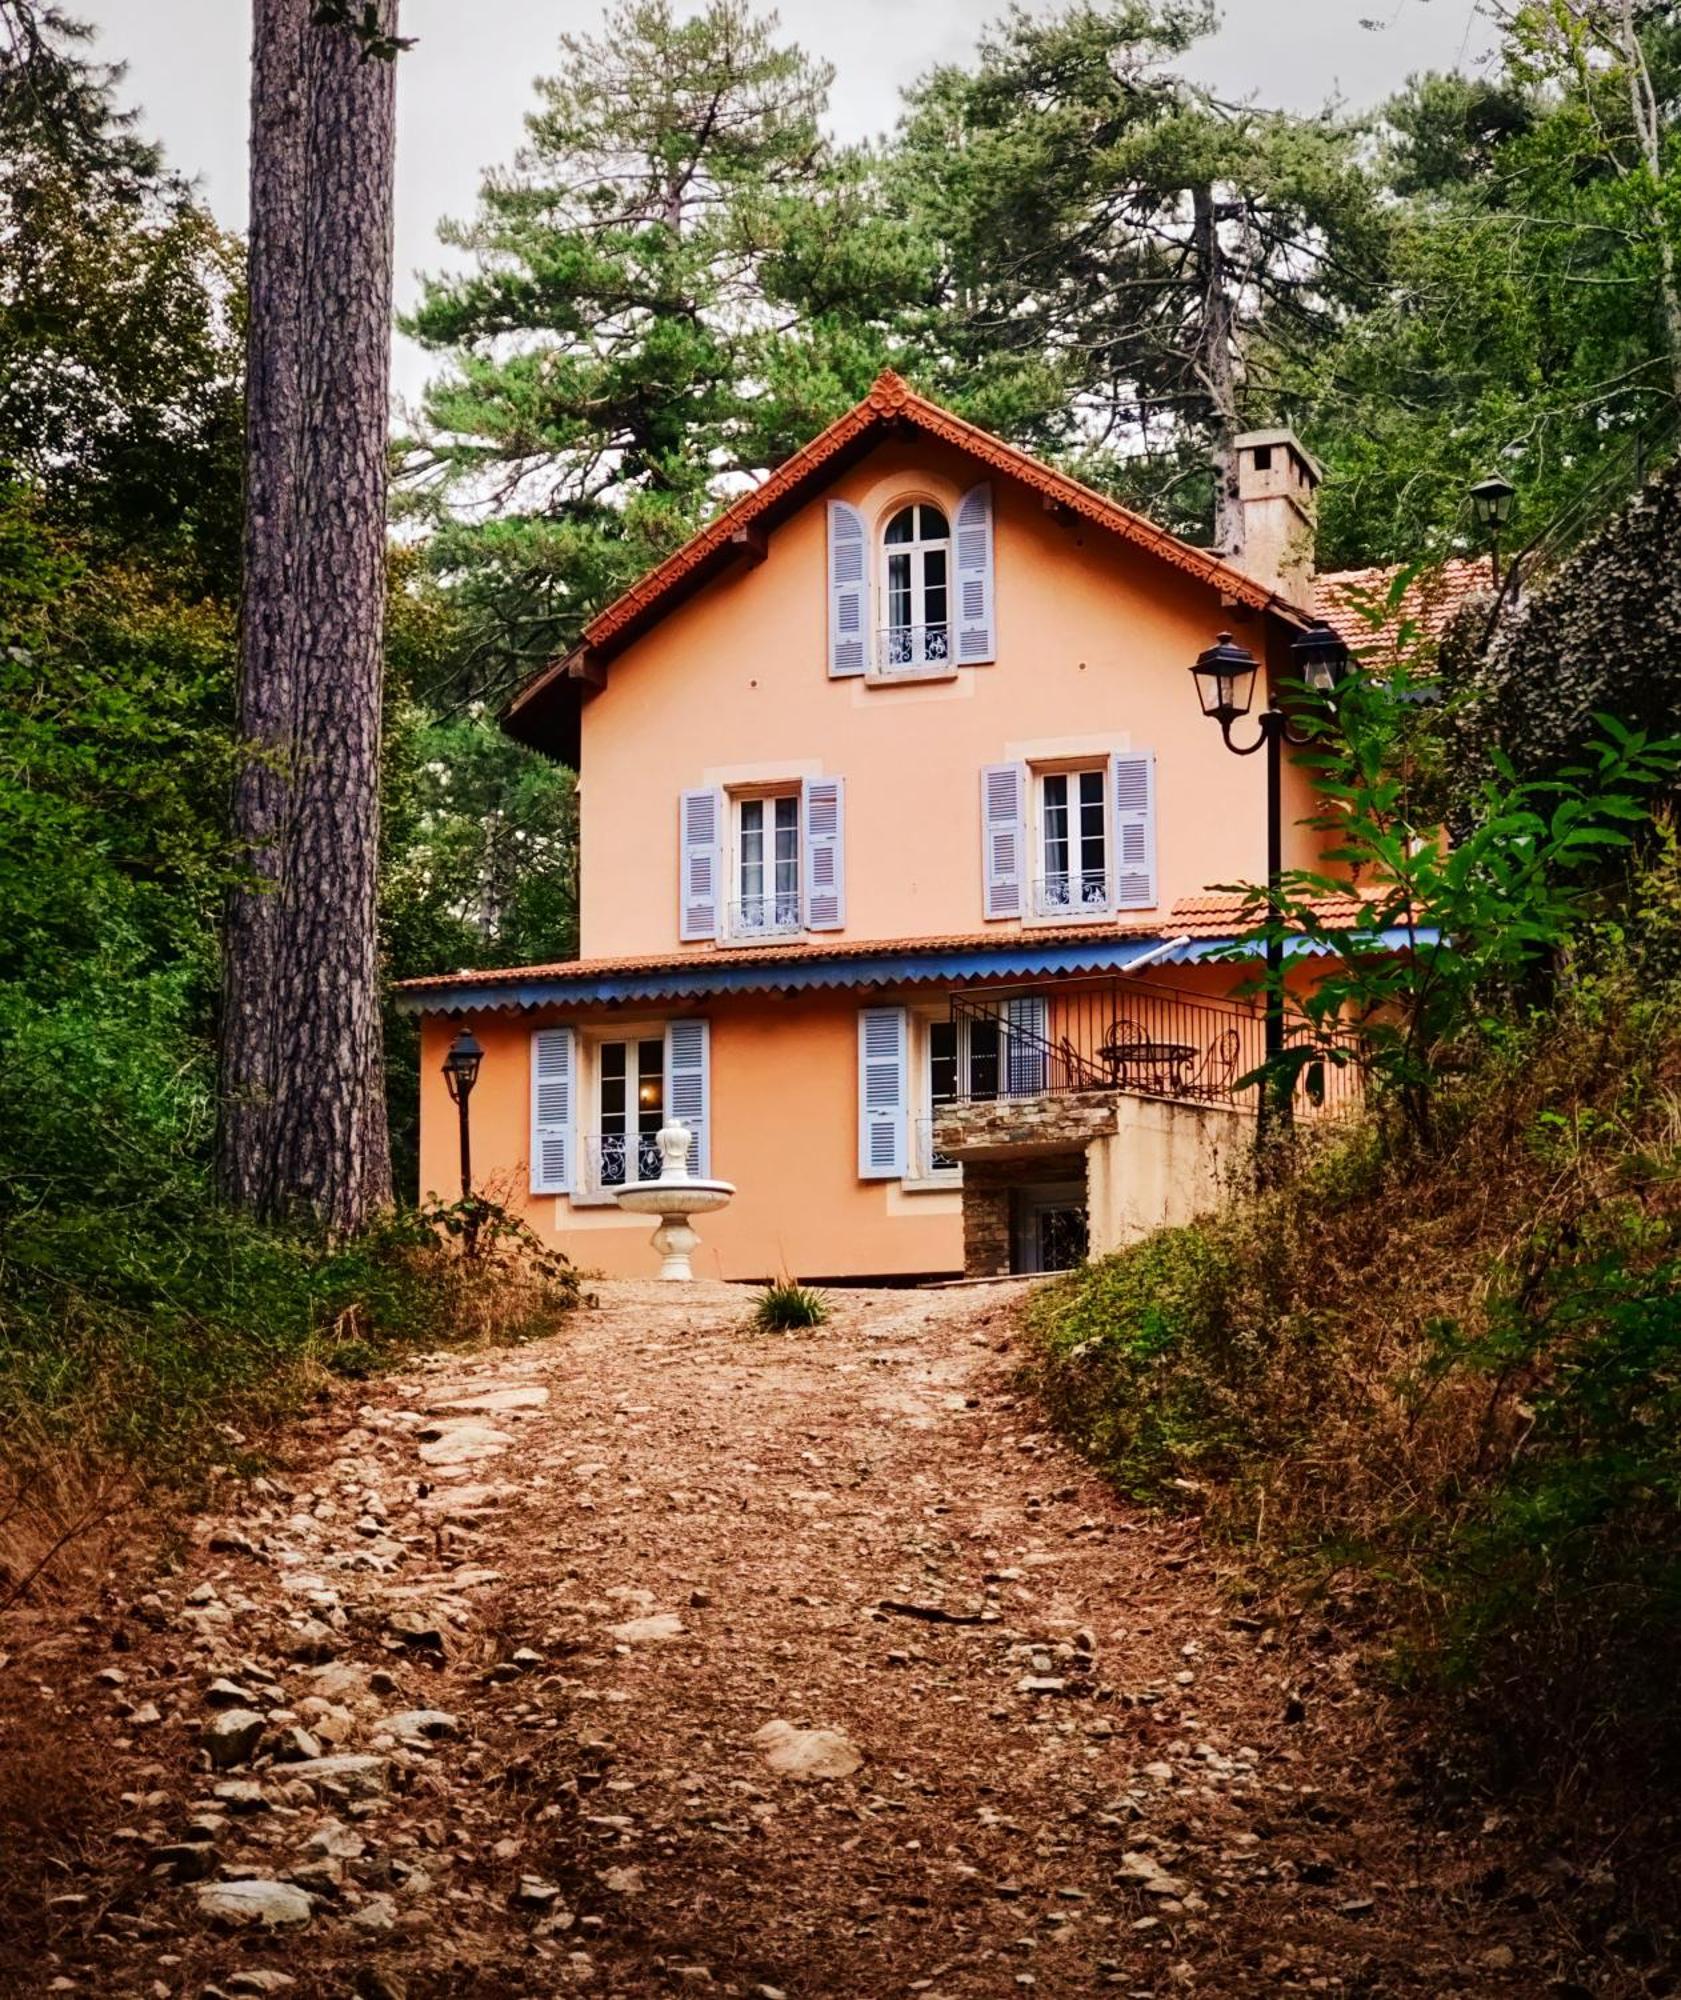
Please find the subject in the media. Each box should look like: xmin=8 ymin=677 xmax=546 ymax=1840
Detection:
xmin=946 ymin=980 xmax=1365 ymax=1121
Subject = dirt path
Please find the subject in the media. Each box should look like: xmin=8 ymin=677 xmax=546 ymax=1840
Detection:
xmin=10 ymin=1281 xmax=1559 ymax=1999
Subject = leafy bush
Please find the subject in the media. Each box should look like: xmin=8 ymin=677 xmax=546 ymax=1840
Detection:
xmin=1225 ymin=664 xmax=1680 ymax=1140
xmin=751 ymin=1280 xmax=830 ymax=1333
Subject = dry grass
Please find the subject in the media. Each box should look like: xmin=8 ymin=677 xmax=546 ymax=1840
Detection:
xmin=1024 ymin=983 xmax=1681 ymax=1842
xmin=0 ymin=1675 xmax=131 ymax=1994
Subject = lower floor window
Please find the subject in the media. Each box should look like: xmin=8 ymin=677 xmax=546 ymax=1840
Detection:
xmin=598 ymin=1036 xmax=664 ymax=1187
xmin=924 ymin=1015 xmax=1001 ymax=1173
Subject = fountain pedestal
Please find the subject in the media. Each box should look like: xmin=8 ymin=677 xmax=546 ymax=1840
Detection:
xmin=611 ymin=1121 xmax=735 ymax=1281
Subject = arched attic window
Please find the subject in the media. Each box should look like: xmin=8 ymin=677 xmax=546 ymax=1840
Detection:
xmin=881 ymin=502 xmax=950 ymax=670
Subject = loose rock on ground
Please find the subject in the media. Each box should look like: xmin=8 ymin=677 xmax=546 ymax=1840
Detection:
xmin=3 ymin=1280 xmax=1575 ymax=1996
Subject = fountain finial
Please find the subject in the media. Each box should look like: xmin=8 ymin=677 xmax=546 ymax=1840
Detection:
xmin=657 ymin=1119 xmax=693 ymax=1179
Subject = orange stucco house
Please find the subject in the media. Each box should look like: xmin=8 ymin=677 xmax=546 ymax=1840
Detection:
xmin=399 ymin=373 xmax=1393 ymax=1282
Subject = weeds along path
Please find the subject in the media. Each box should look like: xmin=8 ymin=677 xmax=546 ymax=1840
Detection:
xmin=9 ymin=1281 xmax=1545 ymax=1998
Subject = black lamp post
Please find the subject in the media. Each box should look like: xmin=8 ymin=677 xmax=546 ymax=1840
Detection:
xmin=441 ymin=1027 xmax=484 ymax=1249
xmin=1468 ymin=472 xmax=1517 ymax=592
xmin=1190 ymin=623 xmax=1352 ymax=1148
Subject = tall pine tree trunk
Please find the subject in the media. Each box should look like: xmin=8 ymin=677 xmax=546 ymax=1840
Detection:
xmin=219 ymin=0 xmax=398 ymax=1233
xmin=219 ymin=0 xmax=308 ymax=1212
xmin=1192 ymin=181 xmax=1243 ymax=557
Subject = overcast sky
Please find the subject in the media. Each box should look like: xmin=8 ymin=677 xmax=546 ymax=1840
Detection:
xmin=77 ymin=0 xmax=1495 ymax=405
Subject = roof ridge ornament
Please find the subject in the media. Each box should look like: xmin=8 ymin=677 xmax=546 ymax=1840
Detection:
xmin=868 ymin=368 xmax=912 ymax=413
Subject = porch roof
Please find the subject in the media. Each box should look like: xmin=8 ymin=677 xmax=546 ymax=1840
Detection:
xmin=395 ymin=895 xmax=1431 ymax=1016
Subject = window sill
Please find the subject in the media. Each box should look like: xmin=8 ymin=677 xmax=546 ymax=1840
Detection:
xmin=865 ymin=664 xmax=961 ymax=688
xmin=715 ymin=928 xmax=811 ymax=950
xmin=1021 ymin=905 xmax=1122 ymax=929
xmin=902 ymin=1172 xmax=963 ymax=1194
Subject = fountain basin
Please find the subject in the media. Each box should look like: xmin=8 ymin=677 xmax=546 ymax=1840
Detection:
xmin=611 ymin=1178 xmax=735 ymax=1220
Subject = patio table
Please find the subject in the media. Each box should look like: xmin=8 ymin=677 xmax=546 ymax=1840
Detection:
xmin=1097 ymin=1038 xmax=1199 ymax=1093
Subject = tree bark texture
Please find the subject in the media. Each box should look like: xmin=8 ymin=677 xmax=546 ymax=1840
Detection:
xmin=219 ymin=0 xmax=308 ymax=1212
xmin=219 ymin=0 xmax=398 ymax=1233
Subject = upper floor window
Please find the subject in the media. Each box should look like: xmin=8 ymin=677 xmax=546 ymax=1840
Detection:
xmin=1036 ymin=767 xmax=1110 ymax=917
xmin=981 ymin=753 xmax=1157 ymax=922
xmin=881 ymin=503 xmax=950 ymax=673
xmin=680 ymin=778 xmax=845 ymax=943
xmin=733 ymin=791 xmax=802 ymax=938
xmin=826 ymin=485 xmax=994 ymax=680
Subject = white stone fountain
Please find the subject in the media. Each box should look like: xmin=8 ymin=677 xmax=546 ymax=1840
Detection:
xmin=611 ymin=1119 xmax=735 ymax=1281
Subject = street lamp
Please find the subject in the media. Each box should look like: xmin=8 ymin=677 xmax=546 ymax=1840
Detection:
xmin=441 ymin=1027 xmax=484 ymax=1251
xmin=1468 ymin=472 xmax=1517 ymax=592
xmin=1289 ymin=618 xmax=1355 ymax=698
xmin=1190 ymin=626 xmax=1349 ymax=1150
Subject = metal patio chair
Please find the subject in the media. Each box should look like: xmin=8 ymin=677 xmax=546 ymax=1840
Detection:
xmin=1182 ymin=1027 xmax=1242 ymax=1102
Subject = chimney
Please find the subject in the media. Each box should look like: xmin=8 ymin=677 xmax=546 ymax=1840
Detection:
xmin=1230 ymin=429 xmax=1321 ymax=608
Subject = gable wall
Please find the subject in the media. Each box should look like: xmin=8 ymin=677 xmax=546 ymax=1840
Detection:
xmin=578 ymin=436 xmax=1318 ymax=959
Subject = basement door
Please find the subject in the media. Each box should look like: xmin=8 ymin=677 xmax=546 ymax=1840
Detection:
xmin=1011 ymin=1182 xmax=1089 ymax=1275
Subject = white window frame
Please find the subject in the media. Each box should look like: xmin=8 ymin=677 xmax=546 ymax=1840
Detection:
xmin=873 ymin=498 xmax=956 ymax=680
xmin=726 ymin=785 xmax=803 ymax=942
xmin=906 ymin=1008 xmax=1011 ymax=1188
xmin=570 ymin=1017 xmax=667 ymax=1206
xmin=1030 ymin=760 xmax=1112 ymax=923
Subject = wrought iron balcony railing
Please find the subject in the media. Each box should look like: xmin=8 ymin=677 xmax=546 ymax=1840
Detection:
xmin=1032 ymin=870 xmax=1113 ymax=918
xmin=727 ymin=893 xmax=803 ymax=938
xmin=944 ymin=980 xmax=1367 ymax=1121
xmin=587 ymin=1130 xmax=665 ymax=1192
xmin=875 ymin=623 xmax=952 ymax=676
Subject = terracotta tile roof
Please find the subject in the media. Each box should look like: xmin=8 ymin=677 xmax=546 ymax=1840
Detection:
xmin=503 ymin=371 xmax=1309 ymax=756
xmin=1168 ymin=892 xmax=1377 ymax=937
xmin=396 ymin=922 xmax=1159 ymax=994
xmin=1313 ymin=558 xmax=1492 ymax=664
xmin=395 ymin=894 xmax=1386 ymax=1001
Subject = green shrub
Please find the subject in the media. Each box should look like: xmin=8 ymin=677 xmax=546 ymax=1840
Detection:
xmin=751 ymin=1280 xmax=830 ymax=1333
xmin=0 ymin=1194 xmax=578 ymax=1487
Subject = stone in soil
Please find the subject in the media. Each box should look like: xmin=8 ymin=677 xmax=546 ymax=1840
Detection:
xmin=197 ymin=1879 xmax=313 ymax=1928
xmin=416 ymin=1420 xmax=513 ymax=1468
xmin=609 ymin=1611 xmax=686 ymax=1644
xmin=204 ymin=1708 xmax=266 ymax=1769
xmin=382 ymin=1708 xmax=459 ymax=1742
xmin=753 ymin=1720 xmax=863 ymax=1779
xmin=279 ymin=1753 xmax=389 ymax=1798
xmin=429 ymin=1385 xmax=549 ymax=1413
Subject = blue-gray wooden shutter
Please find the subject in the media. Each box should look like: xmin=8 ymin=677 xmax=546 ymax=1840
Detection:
xmin=981 ymin=761 xmax=1026 ymax=920
xmin=664 ymin=1017 xmax=710 ymax=1176
xmin=827 ymin=500 xmax=868 ymax=677
xmin=803 ymin=775 xmax=845 ymax=931
xmin=1112 ymin=751 xmax=1157 ymax=909
xmin=1004 ymin=995 xmax=1049 ymax=1097
xmin=530 ymin=1026 xmax=575 ymax=1195
xmin=679 ymin=786 xmax=723 ymax=942
xmin=954 ymin=482 xmax=996 ymax=664
xmin=858 ymin=1005 xmax=908 ymax=1179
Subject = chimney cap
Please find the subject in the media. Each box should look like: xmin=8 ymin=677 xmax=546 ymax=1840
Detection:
xmin=1234 ymin=427 xmax=1323 ymax=486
